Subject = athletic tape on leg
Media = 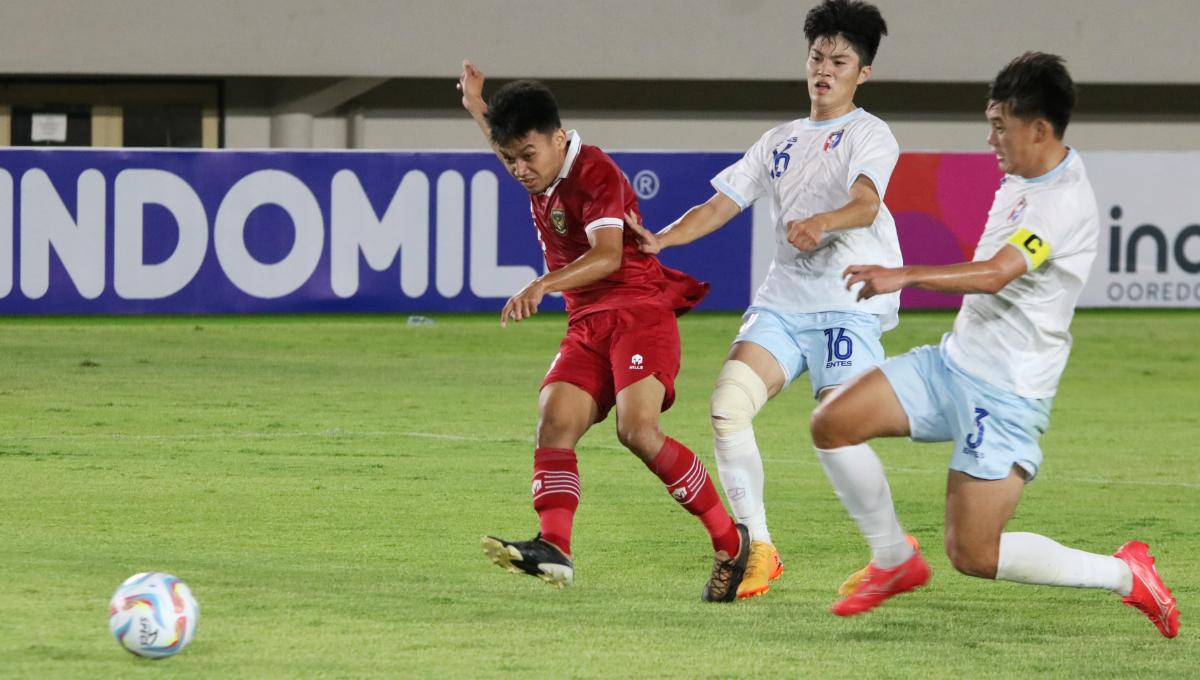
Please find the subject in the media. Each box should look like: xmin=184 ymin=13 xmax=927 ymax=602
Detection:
xmin=710 ymin=360 xmax=769 ymax=438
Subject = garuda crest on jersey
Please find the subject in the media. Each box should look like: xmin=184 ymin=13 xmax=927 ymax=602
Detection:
xmin=550 ymin=208 xmax=567 ymax=234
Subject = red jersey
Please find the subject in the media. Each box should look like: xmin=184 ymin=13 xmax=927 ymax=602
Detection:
xmin=528 ymin=132 xmax=709 ymax=322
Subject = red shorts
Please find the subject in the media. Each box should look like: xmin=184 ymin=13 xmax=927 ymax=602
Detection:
xmin=541 ymin=306 xmax=682 ymax=421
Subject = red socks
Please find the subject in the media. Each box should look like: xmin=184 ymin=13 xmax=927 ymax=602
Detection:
xmin=531 ymin=448 xmax=580 ymax=556
xmin=647 ymin=437 xmax=741 ymax=555
xmin=532 ymin=440 xmax=740 ymax=558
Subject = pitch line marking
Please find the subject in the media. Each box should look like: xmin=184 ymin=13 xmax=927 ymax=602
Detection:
xmin=1 ymin=429 xmax=1196 ymax=489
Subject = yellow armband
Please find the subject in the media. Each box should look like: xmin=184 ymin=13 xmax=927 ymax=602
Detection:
xmin=1008 ymin=228 xmax=1050 ymax=270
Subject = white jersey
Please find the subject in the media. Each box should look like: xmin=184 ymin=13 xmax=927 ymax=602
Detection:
xmin=712 ymin=108 xmax=902 ymax=329
xmin=945 ymin=149 xmax=1099 ymax=399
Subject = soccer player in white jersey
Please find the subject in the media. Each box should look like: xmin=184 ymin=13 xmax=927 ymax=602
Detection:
xmin=625 ymin=0 xmax=903 ymax=599
xmin=809 ymin=52 xmax=1179 ymax=638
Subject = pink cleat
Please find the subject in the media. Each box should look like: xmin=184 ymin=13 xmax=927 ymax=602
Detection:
xmin=1114 ymin=541 xmax=1179 ymax=638
xmin=832 ymin=549 xmax=930 ymax=617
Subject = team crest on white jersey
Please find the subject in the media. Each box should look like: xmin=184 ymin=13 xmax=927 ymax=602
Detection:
xmin=1007 ymin=197 xmax=1028 ymax=224
xmin=823 ymin=129 xmax=845 ymax=152
xmin=630 ymin=353 xmax=644 ymax=370
xmin=550 ymin=208 xmax=567 ymax=234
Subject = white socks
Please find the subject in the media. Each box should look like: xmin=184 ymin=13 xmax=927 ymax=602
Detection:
xmin=816 ymin=444 xmax=1134 ymax=593
xmin=713 ymin=428 xmax=772 ymax=544
xmin=816 ymin=443 xmax=913 ymax=568
xmin=996 ymin=532 xmax=1132 ymax=595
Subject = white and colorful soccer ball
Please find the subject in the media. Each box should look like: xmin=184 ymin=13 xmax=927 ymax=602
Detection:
xmin=108 ymin=572 xmax=199 ymax=658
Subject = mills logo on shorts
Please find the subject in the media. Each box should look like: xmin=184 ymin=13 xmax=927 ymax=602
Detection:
xmin=550 ymin=208 xmax=567 ymax=234
xmin=629 ymin=353 xmax=644 ymax=370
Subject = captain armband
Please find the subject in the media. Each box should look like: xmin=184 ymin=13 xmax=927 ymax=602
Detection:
xmin=1008 ymin=228 xmax=1051 ymax=270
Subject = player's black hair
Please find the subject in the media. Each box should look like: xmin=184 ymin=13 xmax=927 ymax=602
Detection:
xmin=485 ymin=79 xmax=562 ymax=147
xmin=803 ymin=0 xmax=888 ymax=66
xmin=988 ymin=52 xmax=1077 ymax=139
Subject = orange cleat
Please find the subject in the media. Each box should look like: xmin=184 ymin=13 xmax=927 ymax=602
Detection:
xmin=736 ymin=541 xmax=785 ymax=599
xmin=831 ymin=549 xmax=930 ymax=617
xmin=1115 ymin=541 xmax=1180 ymax=638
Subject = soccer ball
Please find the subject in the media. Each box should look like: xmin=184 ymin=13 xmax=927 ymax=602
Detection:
xmin=108 ymin=572 xmax=199 ymax=658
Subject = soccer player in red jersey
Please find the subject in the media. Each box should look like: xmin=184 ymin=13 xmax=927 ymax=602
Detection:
xmin=458 ymin=60 xmax=750 ymax=602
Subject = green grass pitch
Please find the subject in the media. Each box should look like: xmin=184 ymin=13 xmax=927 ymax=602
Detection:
xmin=0 ymin=310 xmax=1196 ymax=678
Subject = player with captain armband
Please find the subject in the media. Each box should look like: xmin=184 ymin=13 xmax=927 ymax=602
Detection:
xmin=808 ymin=51 xmax=1179 ymax=637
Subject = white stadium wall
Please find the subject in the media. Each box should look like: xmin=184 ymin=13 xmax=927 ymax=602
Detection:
xmin=2 ymin=0 xmax=1199 ymax=83
xmin=4 ymin=0 xmax=1195 ymax=150
xmin=219 ymin=113 xmax=1200 ymax=153
xmin=3 ymin=1 xmax=1199 ymax=151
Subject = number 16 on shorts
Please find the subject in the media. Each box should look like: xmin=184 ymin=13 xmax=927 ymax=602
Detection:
xmin=824 ymin=328 xmax=854 ymax=368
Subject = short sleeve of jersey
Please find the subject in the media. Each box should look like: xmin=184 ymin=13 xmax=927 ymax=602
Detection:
xmin=846 ymin=122 xmax=899 ymax=197
xmin=1006 ymin=197 xmax=1074 ymax=271
xmin=578 ymin=159 xmax=627 ymax=233
xmin=711 ymin=127 xmax=776 ymax=210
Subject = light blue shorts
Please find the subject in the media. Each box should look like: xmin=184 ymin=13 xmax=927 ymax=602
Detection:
xmin=734 ymin=307 xmax=885 ymax=399
xmin=879 ymin=339 xmax=1053 ymax=481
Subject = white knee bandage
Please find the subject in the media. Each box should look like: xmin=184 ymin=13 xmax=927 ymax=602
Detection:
xmin=710 ymin=360 xmax=769 ymax=438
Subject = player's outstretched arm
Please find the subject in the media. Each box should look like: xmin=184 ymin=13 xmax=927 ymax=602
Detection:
xmin=624 ymin=192 xmax=740 ymax=254
xmin=500 ymin=228 xmax=624 ymax=327
xmin=844 ymin=244 xmax=1029 ymax=301
xmin=457 ymin=60 xmax=502 ymax=154
xmin=787 ymin=175 xmax=882 ymax=251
